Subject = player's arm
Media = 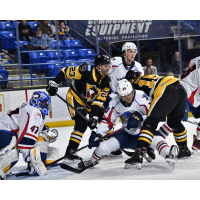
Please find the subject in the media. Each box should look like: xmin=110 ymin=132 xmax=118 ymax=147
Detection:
xmin=188 ymin=56 xmax=200 ymax=68
xmin=96 ymin=100 xmax=119 ymax=136
xmin=46 ymin=64 xmax=88 ymax=96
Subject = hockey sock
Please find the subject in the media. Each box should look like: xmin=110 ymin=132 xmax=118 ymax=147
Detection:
xmin=158 ymin=122 xmax=172 ymax=139
xmin=196 ymin=123 xmax=200 ymax=140
xmin=67 ymin=130 xmax=84 ymax=151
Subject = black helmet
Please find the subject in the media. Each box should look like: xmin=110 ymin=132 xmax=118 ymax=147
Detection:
xmin=94 ymin=54 xmax=111 ymax=66
xmin=125 ymin=69 xmax=141 ymax=81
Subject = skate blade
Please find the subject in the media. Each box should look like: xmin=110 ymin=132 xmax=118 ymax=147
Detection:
xmin=124 ymin=163 xmax=141 ymax=170
xmin=144 ymin=155 xmax=153 ymax=162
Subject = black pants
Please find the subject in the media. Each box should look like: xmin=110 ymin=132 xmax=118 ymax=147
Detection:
xmin=138 ymin=83 xmax=188 ymax=148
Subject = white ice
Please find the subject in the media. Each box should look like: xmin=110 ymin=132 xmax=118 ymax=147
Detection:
xmin=5 ymin=117 xmax=200 ymax=180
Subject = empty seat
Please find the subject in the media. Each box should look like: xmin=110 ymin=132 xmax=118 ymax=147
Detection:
xmin=78 ymin=49 xmax=97 ymax=59
xmin=0 ymin=69 xmax=9 ymax=89
xmin=30 ymin=52 xmax=49 ymax=70
xmin=69 ymin=39 xmax=84 ymax=49
xmin=0 ymin=22 xmax=15 ymax=31
xmin=78 ymin=59 xmax=94 ymax=66
xmin=26 ymin=22 xmax=39 ymax=32
xmin=47 ymin=60 xmax=64 ymax=77
xmin=63 ymin=49 xmax=80 ymax=60
xmin=62 ymin=59 xmax=79 ymax=67
xmin=51 ymin=40 xmax=66 ymax=50
xmin=47 ymin=51 xmax=64 ymax=60
xmin=0 ymin=31 xmax=16 ymax=49
xmin=14 ymin=40 xmax=29 ymax=49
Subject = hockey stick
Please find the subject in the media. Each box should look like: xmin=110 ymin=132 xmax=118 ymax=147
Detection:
xmin=55 ymin=93 xmax=90 ymax=123
xmin=7 ymin=163 xmax=61 ymax=177
xmin=47 ymin=125 xmax=127 ymax=169
xmin=187 ymin=120 xmax=199 ymax=126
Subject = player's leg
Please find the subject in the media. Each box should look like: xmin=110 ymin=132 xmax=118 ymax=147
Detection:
xmin=167 ymin=84 xmax=191 ymax=158
xmin=125 ymin=83 xmax=181 ymax=168
xmin=0 ymin=131 xmax=18 ymax=180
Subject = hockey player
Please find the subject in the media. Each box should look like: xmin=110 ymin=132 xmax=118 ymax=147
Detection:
xmin=124 ymin=69 xmax=191 ymax=168
xmin=0 ymin=91 xmax=57 ymax=180
xmin=77 ymin=79 xmax=178 ymax=170
xmin=46 ymin=54 xmax=111 ymax=162
xmin=180 ymin=56 xmax=200 ymax=152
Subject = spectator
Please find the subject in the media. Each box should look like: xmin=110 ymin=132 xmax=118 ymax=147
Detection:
xmin=170 ymin=51 xmax=187 ymax=75
xmin=29 ymin=27 xmax=52 ymax=50
xmin=143 ymin=58 xmax=158 ymax=75
xmin=37 ymin=20 xmax=53 ymax=39
xmin=58 ymin=21 xmax=72 ymax=41
xmin=18 ymin=20 xmax=34 ymax=42
xmin=144 ymin=67 xmax=153 ymax=75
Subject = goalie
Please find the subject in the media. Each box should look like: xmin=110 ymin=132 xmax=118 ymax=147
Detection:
xmin=0 ymin=91 xmax=58 ymax=180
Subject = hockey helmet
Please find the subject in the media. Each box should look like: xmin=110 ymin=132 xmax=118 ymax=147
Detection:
xmin=94 ymin=54 xmax=111 ymax=66
xmin=116 ymin=79 xmax=133 ymax=96
xmin=30 ymin=91 xmax=51 ymax=115
xmin=122 ymin=42 xmax=138 ymax=55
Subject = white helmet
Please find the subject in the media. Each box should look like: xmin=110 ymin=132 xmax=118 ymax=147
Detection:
xmin=122 ymin=42 xmax=138 ymax=55
xmin=116 ymin=79 xmax=133 ymax=96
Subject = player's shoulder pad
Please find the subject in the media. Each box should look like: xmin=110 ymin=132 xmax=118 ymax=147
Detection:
xmin=28 ymin=105 xmax=43 ymax=119
xmin=111 ymin=57 xmax=122 ymax=65
xmin=135 ymin=90 xmax=150 ymax=102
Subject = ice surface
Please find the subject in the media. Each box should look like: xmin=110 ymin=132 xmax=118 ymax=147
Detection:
xmin=5 ymin=118 xmax=200 ymax=180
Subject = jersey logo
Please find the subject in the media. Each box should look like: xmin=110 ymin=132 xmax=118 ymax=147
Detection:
xmin=86 ymin=84 xmax=100 ymax=102
xmin=36 ymin=112 xmax=41 ymax=117
xmin=79 ymin=64 xmax=87 ymax=72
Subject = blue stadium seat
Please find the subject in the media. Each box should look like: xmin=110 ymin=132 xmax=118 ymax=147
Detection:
xmin=0 ymin=31 xmax=16 ymax=49
xmin=13 ymin=21 xmax=20 ymax=28
xmin=78 ymin=49 xmax=97 ymax=59
xmin=63 ymin=49 xmax=80 ymax=60
xmin=47 ymin=51 xmax=64 ymax=60
xmin=26 ymin=22 xmax=39 ymax=32
xmin=30 ymin=52 xmax=49 ymax=70
xmin=51 ymin=40 xmax=66 ymax=50
xmin=0 ymin=69 xmax=9 ymax=89
xmin=14 ymin=41 xmax=29 ymax=49
xmin=78 ymin=59 xmax=94 ymax=65
xmin=69 ymin=39 xmax=84 ymax=49
xmin=47 ymin=60 xmax=64 ymax=77
xmin=62 ymin=59 xmax=79 ymax=67
xmin=0 ymin=22 xmax=15 ymax=31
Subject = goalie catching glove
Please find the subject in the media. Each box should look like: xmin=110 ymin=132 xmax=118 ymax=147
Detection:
xmin=127 ymin=111 xmax=143 ymax=130
xmin=46 ymin=80 xmax=59 ymax=96
xmin=88 ymin=131 xmax=102 ymax=149
xmin=41 ymin=126 xmax=58 ymax=143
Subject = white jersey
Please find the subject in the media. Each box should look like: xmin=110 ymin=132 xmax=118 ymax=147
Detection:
xmin=179 ymin=56 xmax=200 ymax=107
xmin=0 ymin=102 xmax=45 ymax=162
xmin=109 ymin=57 xmax=144 ymax=94
xmin=96 ymin=90 xmax=151 ymax=136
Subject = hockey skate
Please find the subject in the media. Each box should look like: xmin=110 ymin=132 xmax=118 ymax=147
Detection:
xmin=124 ymin=147 xmax=146 ymax=169
xmin=144 ymin=148 xmax=156 ymax=162
xmin=177 ymin=144 xmax=191 ymax=158
xmin=63 ymin=149 xmax=81 ymax=165
xmin=165 ymin=145 xmax=178 ymax=170
xmin=0 ymin=168 xmax=6 ymax=180
xmin=192 ymin=135 xmax=200 ymax=154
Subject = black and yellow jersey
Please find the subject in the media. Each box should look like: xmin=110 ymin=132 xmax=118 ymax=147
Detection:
xmin=54 ymin=64 xmax=111 ymax=116
xmin=133 ymin=75 xmax=179 ymax=100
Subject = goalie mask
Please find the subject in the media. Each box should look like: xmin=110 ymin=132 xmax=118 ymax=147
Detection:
xmin=30 ymin=91 xmax=51 ymax=115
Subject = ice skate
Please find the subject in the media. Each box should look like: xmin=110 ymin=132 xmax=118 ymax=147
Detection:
xmin=166 ymin=145 xmax=178 ymax=170
xmin=177 ymin=144 xmax=191 ymax=158
xmin=124 ymin=147 xmax=146 ymax=169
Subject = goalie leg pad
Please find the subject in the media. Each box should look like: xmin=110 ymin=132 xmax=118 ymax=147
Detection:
xmin=0 ymin=146 xmax=19 ymax=179
xmin=35 ymin=134 xmax=49 ymax=164
xmin=30 ymin=147 xmax=48 ymax=176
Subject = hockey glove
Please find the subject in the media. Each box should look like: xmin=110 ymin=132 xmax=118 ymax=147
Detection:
xmin=41 ymin=129 xmax=59 ymax=143
xmin=88 ymin=131 xmax=102 ymax=149
xmin=46 ymin=80 xmax=59 ymax=96
xmin=125 ymin=70 xmax=140 ymax=82
xmin=127 ymin=111 xmax=143 ymax=130
xmin=88 ymin=115 xmax=98 ymax=130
